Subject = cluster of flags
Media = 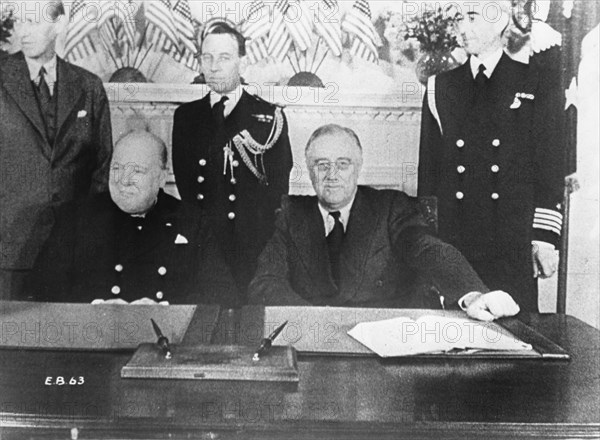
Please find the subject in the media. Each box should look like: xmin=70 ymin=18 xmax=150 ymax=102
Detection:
xmin=241 ymin=0 xmax=381 ymax=67
xmin=65 ymin=0 xmax=198 ymax=71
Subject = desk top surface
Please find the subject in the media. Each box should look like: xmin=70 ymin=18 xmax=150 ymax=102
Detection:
xmin=1 ymin=309 xmax=599 ymax=439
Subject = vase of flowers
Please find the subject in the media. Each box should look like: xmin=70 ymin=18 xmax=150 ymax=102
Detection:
xmin=404 ymin=7 xmax=460 ymax=84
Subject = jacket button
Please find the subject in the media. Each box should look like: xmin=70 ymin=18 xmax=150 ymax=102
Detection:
xmin=491 ymin=193 xmax=500 ymax=200
xmin=111 ymin=285 xmax=121 ymax=295
xmin=228 ymin=212 xmax=236 ymax=220
xmin=456 ymin=139 xmax=465 ymax=148
xmin=456 ymin=191 xmax=464 ymax=200
xmin=197 ymin=176 xmax=204 ymax=183
xmin=491 ymin=164 xmax=500 ymax=173
xmin=457 ymin=165 xmax=466 ymax=174
xmin=375 ymin=280 xmax=383 ymax=287
xmin=229 ymin=194 xmax=236 ymax=202
xmin=114 ymin=264 xmax=123 ymax=272
xmin=197 ymin=193 xmax=204 ymax=201
xmin=158 ymin=266 xmax=167 ymax=276
xmin=232 ymin=160 xmax=239 ymax=167
xmin=156 ymin=291 xmax=164 ymax=300
xmin=199 ymin=159 xmax=207 ymax=166
xmin=492 ymin=139 xmax=501 ymax=147
xmin=230 ymin=178 xmax=237 ymax=185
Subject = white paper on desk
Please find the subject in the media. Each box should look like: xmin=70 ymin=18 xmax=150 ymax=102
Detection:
xmin=347 ymin=315 xmax=533 ymax=357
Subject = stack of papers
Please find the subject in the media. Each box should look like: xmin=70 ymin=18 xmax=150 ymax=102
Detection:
xmin=348 ymin=315 xmax=533 ymax=357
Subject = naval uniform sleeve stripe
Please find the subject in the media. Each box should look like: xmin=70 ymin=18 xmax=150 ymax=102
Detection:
xmin=534 ymin=214 xmax=563 ymax=227
xmin=427 ymin=75 xmax=443 ymax=135
xmin=534 ymin=218 xmax=562 ymax=230
xmin=533 ymin=222 xmax=561 ymax=235
xmin=535 ymin=208 xmax=563 ymax=221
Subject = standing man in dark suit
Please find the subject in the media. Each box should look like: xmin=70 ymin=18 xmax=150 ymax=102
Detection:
xmin=172 ymin=22 xmax=293 ymax=301
xmin=250 ymin=124 xmax=521 ymax=322
xmin=418 ymin=1 xmax=564 ymax=312
xmin=0 ymin=0 xmax=112 ymax=299
xmin=25 ymin=130 xmax=237 ymax=306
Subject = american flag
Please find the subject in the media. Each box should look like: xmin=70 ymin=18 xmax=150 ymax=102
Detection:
xmin=268 ymin=0 xmax=292 ymax=62
xmin=116 ymin=0 xmax=139 ymax=50
xmin=171 ymin=0 xmax=199 ymax=70
xmin=145 ymin=0 xmax=178 ymax=50
xmin=241 ymin=0 xmax=270 ymax=64
xmin=282 ymin=0 xmax=313 ymax=52
xmin=341 ymin=0 xmax=381 ymax=63
xmin=313 ymin=0 xmax=342 ymax=57
xmin=64 ymin=0 xmax=97 ymax=61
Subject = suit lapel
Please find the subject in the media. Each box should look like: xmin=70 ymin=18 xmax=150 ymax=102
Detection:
xmin=289 ymin=198 xmax=338 ymax=296
xmin=1 ymin=53 xmax=50 ymax=157
xmin=55 ymin=57 xmax=84 ymax=145
xmin=338 ymin=188 xmax=378 ymax=300
xmin=443 ymin=61 xmax=476 ymax=137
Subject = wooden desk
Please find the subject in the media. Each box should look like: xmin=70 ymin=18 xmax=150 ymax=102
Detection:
xmin=1 ymin=311 xmax=598 ymax=439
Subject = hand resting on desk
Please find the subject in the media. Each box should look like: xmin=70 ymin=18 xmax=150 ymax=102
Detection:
xmin=91 ymin=298 xmax=170 ymax=306
xmin=460 ymin=290 xmax=520 ymax=321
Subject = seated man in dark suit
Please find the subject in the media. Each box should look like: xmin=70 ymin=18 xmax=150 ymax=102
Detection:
xmin=249 ymin=124 xmax=520 ymax=321
xmin=24 ymin=130 xmax=237 ymax=306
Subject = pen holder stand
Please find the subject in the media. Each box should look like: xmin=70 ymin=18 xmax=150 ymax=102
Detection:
xmin=121 ymin=343 xmax=299 ymax=382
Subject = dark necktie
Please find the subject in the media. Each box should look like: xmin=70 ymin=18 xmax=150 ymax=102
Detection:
xmin=212 ymin=95 xmax=229 ymax=151
xmin=36 ymin=66 xmax=56 ymax=144
xmin=475 ymin=63 xmax=487 ymax=88
xmin=326 ymin=211 xmax=344 ymax=287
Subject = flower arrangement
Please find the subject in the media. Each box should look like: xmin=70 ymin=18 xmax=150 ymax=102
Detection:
xmin=1 ymin=10 xmax=14 ymax=51
xmin=403 ymin=7 xmax=459 ymax=53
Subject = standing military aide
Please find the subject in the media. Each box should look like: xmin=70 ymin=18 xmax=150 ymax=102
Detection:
xmin=172 ymin=22 xmax=293 ymax=300
xmin=0 ymin=0 xmax=112 ymax=299
xmin=24 ymin=130 xmax=238 ymax=306
xmin=418 ymin=1 xmax=565 ymax=312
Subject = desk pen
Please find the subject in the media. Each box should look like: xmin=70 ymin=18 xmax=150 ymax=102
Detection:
xmin=252 ymin=320 xmax=288 ymax=362
xmin=150 ymin=318 xmax=172 ymax=360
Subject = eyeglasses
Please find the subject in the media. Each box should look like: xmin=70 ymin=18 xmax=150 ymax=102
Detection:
xmin=312 ymin=159 xmax=354 ymax=172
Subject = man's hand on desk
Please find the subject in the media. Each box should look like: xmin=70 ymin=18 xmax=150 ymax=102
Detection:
xmin=91 ymin=298 xmax=170 ymax=305
xmin=460 ymin=291 xmax=521 ymax=321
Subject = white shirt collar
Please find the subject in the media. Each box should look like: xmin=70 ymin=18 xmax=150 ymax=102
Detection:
xmin=209 ymin=84 xmax=243 ymax=117
xmin=469 ymin=48 xmax=504 ymax=79
xmin=318 ymin=195 xmax=356 ymax=236
xmin=25 ymin=54 xmax=57 ymax=89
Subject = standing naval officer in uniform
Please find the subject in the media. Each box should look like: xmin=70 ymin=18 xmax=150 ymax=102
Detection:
xmin=172 ymin=22 xmax=293 ymax=301
xmin=24 ymin=130 xmax=238 ymax=305
xmin=418 ymin=1 xmax=565 ymax=311
xmin=0 ymin=0 xmax=112 ymax=299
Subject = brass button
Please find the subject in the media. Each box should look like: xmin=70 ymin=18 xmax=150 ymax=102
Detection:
xmin=229 ymin=194 xmax=236 ymax=202
xmin=491 ymin=193 xmax=500 ymax=200
xmin=492 ymin=139 xmax=501 ymax=147
xmin=197 ymin=193 xmax=204 ymax=201
xmin=114 ymin=264 xmax=123 ymax=272
xmin=158 ymin=266 xmax=167 ymax=276
xmin=457 ymin=165 xmax=466 ymax=174
xmin=456 ymin=191 xmax=464 ymax=200
xmin=228 ymin=212 xmax=236 ymax=220
xmin=491 ymin=165 xmax=500 ymax=173
xmin=156 ymin=291 xmax=164 ymax=300
xmin=230 ymin=178 xmax=237 ymax=185
xmin=199 ymin=159 xmax=207 ymax=166
xmin=197 ymin=176 xmax=205 ymax=183
xmin=456 ymin=139 xmax=465 ymax=148
xmin=111 ymin=285 xmax=121 ymax=295
xmin=232 ymin=160 xmax=239 ymax=167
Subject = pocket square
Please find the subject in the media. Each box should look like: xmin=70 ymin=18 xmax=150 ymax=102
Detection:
xmin=77 ymin=110 xmax=87 ymax=118
xmin=175 ymin=234 xmax=188 ymax=244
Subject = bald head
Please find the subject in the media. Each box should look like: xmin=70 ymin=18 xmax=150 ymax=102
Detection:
xmin=109 ymin=130 xmax=168 ymax=215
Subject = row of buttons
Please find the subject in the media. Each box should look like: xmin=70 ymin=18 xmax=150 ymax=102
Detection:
xmin=111 ymin=265 xmax=168 ymax=299
xmin=456 ymin=139 xmax=501 ymax=148
xmin=456 ymin=192 xmax=500 ymax=200
xmin=196 ymin=158 xmax=238 ymax=220
xmin=456 ymin=165 xmax=500 ymax=174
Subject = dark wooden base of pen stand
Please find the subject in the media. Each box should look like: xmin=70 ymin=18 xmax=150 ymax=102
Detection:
xmin=121 ymin=344 xmax=299 ymax=382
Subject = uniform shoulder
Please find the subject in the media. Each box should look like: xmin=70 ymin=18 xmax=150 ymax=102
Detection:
xmin=61 ymin=59 xmax=104 ymax=87
xmin=245 ymin=90 xmax=285 ymax=110
xmin=175 ymin=93 xmax=210 ymax=113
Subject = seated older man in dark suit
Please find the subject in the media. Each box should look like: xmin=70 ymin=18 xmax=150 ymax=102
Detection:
xmin=24 ymin=130 xmax=237 ymax=306
xmin=249 ymin=124 xmax=520 ymax=321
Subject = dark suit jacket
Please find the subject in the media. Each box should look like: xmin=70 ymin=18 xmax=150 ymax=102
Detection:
xmin=24 ymin=191 xmax=238 ymax=306
xmin=172 ymin=90 xmax=293 ymax=297
xmin=249 ymin=187 xmax=488 ymax=308
xmin=418 ymin=53 xmax=565 ymax=311
xmin=0 ymin=52 xmax=112 ymax=273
